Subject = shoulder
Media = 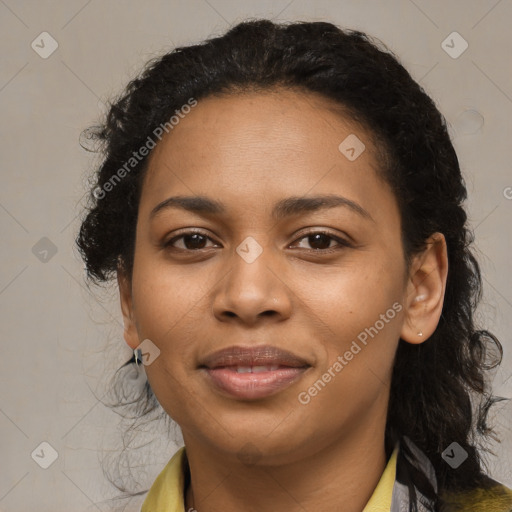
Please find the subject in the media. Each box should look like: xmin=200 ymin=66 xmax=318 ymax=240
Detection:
xmin=440 ymin=477 xmax=512 ymax=512
xmin=141 ymin=447 xmax=187 ymax=512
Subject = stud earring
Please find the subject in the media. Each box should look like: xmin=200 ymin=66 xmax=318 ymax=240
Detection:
xmin=414 ymin=294 xmax=427 ymax=303
xmin=418 ymin=331 xmax=423 ymax=337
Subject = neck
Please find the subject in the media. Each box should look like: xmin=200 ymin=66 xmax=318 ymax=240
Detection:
xmin=182 ymin=422 xmax=389 ymax=512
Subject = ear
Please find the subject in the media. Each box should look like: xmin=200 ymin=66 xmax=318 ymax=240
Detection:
xmin=400 ymin=232 xmax=448 ymax=345
xmin=117 ymin=267 xmax=140 ymax=350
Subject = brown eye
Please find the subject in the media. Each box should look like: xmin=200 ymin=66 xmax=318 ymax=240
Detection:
xmin=305 ymin=233 xmax=333 ymax=250
xmin=181 ymin=233 xmax=208 ymax=250
xmin=291 ymin=231 xmax=351 ymax=252
xmin=165 ymin=231 xmax=217 ymax=251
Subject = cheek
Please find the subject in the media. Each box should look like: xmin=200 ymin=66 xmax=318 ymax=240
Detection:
xmin=132 ymin=248 xmax=205 ymax=331
xmin=291 ymin=255 xmax=404 ymax=392
xmin=131 ymin=267 xmax=203 ymax=422
xmin=296 ymin=288 xmax=401 ymax=431
xmin=292 ymin=252 xmax=404 ymax=333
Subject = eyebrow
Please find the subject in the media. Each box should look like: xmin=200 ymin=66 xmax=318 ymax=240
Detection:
xmin=149 ymin=194 xmax=374 ymax=222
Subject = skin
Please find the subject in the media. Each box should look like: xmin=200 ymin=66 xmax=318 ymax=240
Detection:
xmin=118 ymin=88 xmax=448 ymax=512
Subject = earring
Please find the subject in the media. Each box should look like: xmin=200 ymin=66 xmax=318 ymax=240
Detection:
xmin=418 ymin=331 xmax=423 ymax=337
xmin=134 ymin=348 xmax=142 ymax=366
xmin=414 ymin=294 xmax=427 ymax=303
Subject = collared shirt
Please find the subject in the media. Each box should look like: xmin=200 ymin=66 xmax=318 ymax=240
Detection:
xmin=141 ymin=446 xmax=398 ymax=511
xmin=140 ymin=443 xmax=512 ymax=512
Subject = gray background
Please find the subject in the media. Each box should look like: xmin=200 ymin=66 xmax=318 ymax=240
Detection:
xmin=1 ymin=1 xmax=511 ymax=510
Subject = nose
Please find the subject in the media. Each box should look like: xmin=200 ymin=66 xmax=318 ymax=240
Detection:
xmin=211 ymin=243 xmax=293 ymax=326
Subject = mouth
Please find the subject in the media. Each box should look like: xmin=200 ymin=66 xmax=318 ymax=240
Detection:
xmin=198 ymin=345 xmax=311 ymax=400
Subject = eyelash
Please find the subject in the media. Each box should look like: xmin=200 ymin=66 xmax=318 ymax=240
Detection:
xmin=163 ymin=229 xmax=352 ymax=254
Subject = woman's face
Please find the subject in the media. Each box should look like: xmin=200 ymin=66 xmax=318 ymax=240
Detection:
xmin=120 ymin=89 xmax=415 ymax=464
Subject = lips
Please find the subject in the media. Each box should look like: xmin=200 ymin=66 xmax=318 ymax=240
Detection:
xmin=199 ymin=345 xmax=309 ymax=370
xmin=198 ymin=345 xmax=311 ymax=400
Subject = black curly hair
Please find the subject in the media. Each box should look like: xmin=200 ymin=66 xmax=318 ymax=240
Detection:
xmin=76 ymin=18 xmax=505 ymax=510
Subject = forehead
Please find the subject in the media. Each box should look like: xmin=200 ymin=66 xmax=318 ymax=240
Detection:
xmin=146 ymin=88 xmax=381 ymax=167
xmin=140 ymin=88 xmax=393 ymax=219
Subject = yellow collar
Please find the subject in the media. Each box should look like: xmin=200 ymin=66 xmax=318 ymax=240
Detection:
xmin=141 ymin=446 xmax=398 ymax=511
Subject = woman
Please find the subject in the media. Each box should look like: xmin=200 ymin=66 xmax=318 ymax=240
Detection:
xmin=76 ymin=19 xmax=512 ymax=512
